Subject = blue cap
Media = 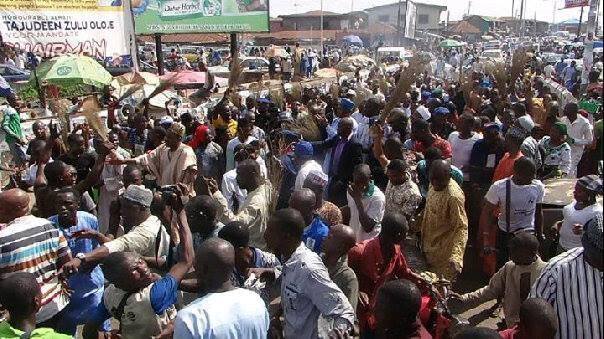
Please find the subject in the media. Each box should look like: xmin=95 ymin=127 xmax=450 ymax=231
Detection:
xmin=339 ymin=98 xmax=355 ymax=112
xmin=433 ymin=107 xmax=450 ymax=116
xmin=421 ymin=91 xmax=432 ymax=100
xmin=257 ymin=98 xmax=271 ymax=104
xmin=294 ymin=141 xmax=313 ymax=158
xmin=484 ymin=122 xmax=501 ymax=132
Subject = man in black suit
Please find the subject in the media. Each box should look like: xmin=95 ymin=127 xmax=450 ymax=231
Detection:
xmin=313 ymin=117 xmax=363 ymax=207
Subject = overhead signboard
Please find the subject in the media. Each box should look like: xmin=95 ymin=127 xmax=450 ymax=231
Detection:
xmin=564 ymin=0 xmax=588 ymax=8
xmin=133 ymin=0 xmax=270 ymax=34
xmin=0 ymin=0 xmax=135 ymax=64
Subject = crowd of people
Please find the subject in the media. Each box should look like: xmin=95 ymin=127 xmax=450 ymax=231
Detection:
xmin=0 ymin=34 xmax=603 ymax=339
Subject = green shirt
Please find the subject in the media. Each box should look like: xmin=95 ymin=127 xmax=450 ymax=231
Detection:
xmin=0 ymin=321 xmax=72 ymax=338
xmin=1 ymin=106 xmax=23 ymax=143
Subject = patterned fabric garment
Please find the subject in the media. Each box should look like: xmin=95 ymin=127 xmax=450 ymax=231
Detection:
xmin=318 ymin=201 xmax=343 ymax=227
xmin=384 ymin=174 xmax=422 ymax=218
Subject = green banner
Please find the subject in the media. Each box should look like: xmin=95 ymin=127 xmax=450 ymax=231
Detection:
xmin=133 ymin=0 xmax=269 ymax=34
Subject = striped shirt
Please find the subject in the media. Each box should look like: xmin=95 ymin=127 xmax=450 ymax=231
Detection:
xmin=530 ymin=247 xmax=603 ymax=339
xmin=0 ymin=215 xmax=71 ymax=323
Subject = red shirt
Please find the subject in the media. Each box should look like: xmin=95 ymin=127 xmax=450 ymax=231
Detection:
xmin=348 ymin=237 xmax=415 ymax=331
xmin=413 ymin=136 xmax=453 ymax=159
xmin=492 ymin=151 xmax=523 ymax=182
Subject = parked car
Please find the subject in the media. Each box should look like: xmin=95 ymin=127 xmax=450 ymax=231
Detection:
xmin=208 ymin=57 xmax=280 ymax=77
xmin=481 ymin=49 xmax=505 ymax=64
xmin=0 ymin=64 xmax=30 ymax=83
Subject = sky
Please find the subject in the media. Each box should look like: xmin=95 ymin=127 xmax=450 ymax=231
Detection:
xmin=269 ymin=0 xmax=602 ymax=24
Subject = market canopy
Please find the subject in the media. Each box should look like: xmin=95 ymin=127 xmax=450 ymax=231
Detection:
xmin=34 ymin=55 xmax=112 ymax=88
xmin=439 ymin=39 xmax=464 ymax=48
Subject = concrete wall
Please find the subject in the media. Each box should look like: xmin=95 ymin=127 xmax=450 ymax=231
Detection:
xmin=365 ymin=3 xmax=445 ymax=32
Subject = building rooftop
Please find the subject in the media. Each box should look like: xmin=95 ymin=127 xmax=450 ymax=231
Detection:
xmin=279 ymin=10 xmax=344 ymax=18
xmin=364 ymin=1 xmax=447 ymax=11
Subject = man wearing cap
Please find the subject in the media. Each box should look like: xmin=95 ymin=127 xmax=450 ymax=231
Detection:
xmin=226 ymin=116 xmax=257 ymax=172
xmin=294 ymin=141 xmax=324 ymax=190
xmin=61 ymin=185 xmax=170 ymax=273
xmin=324 ymin=98 xmax=358 ymax=139
xmin=431 ymin=106 xmax=455 ymax=140
xmin=530 ymin=213 xmax=603 ymax=339
xmin=561 ymin=102 xmax=593 ymax=177
xmin=304 ymin=170 xmax=343 ymax=228
xmin=117 ymin=123 xmax=197 ymax=193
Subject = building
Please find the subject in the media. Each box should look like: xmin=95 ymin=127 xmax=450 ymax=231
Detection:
xmin=364 ymin=1 xmax=447 ymax=34
xmin=464 ymin=15 xmax=505 ymax=34
xmin=446 ymin=20 xmax=482 ymax=42
xmin=279 ymin=10 xmax=350 ymax=31
xmin=499 ymin=17 xmax=551 ymax=35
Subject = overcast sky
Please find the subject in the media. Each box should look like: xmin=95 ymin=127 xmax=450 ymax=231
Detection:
xmin=269 ymin=0 xmax=602 ymax=24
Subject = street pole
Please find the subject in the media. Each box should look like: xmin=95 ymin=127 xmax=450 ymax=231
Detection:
xmin=511 ymin=0 xmax=515 ymax=18
xmin=520 ymin=0 xmax=525 ymax=36
xmin=154 ymin=33 xmax=164 ymax=75
xmin=396 ymin=0 xmax=402 ymax=45
xmin=230 ymin=33 xmax=237 ymax=60
xmin=320 ymin=0 xmax=324 ymax=53
xmin=577 ymin=5 xmax=584 ymax=35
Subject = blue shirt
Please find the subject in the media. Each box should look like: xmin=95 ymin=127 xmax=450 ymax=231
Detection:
xmin=302 ymin=216 xmax=330 ymax=253
xmin=49 ymin=211 xmax=107 ymax=333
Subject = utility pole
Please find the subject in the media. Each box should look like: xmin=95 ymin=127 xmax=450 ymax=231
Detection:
xmin=320 ymin=0 xmax=324 ymax=52
xmin=512 ymin=0 xmax=515 ymax=18
xmin=154 ymin=33 xmax=164 ymax=75
xmin=577 ymin=5 xmax=584 ymax=35
xmin=396 ymin=0 xmax=402 ymax=45
xmin=519 ymin=0 xmax=525 ymax=36
xmin=467 ymin=1 xmax=472 ymax=16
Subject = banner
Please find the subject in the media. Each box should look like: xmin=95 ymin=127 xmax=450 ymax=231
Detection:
xmin=0 ymin=0 xmax=135 ymax=64
xmin=404 ymin=0 xmax=416 ymax=39
xmin=564 ymin=0 xmax=588 ymax=8
xmin=134 ymin=0 xmax=269 ymax=34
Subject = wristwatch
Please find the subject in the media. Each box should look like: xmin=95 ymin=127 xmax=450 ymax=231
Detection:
xmin=75 ymin=252 xmax=87 ymax=263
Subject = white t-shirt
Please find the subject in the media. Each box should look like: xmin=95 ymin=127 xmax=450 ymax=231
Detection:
xmin=559 ymin=201 xmax=602 ymax=250
xmin=221 ymin=168 xmax=248 ymax=213
xmin=173 ymin=288 xmax=269 ymax=339
xmin=544 ymin=64 xmax=555 ymax=78
xmin=447 ymin=132 xmax=482 ymax=181
xmin=485 ymin=178 xmax=545 ymax=233
xmin=347 ymin=186 xmax=386 ymax=242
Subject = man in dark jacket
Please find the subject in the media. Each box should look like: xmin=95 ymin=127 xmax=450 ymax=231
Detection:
xmin=313 ymin=117 xmax=363 ymax=206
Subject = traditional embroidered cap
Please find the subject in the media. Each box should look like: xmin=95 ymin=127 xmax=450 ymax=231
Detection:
xmin=416 ymin=105 xmax=431 ymax=121
xmin=582 ymin=213 xmax=603 ymax=251
xmin=123 ymin=184 xmax=153 ymax=207
xmin=159 ymin=116 xmax=174 ymax=127
xmin=577 ymin=174 xmax=603 ymax=194
xmin=340 ymin=98 xmax=355 ymax=112
xmin=517 ymin=115 xmax=535 ymax=133
xmin=294 ymin=141 xmax=314 ymax=158
xmin=306 ymin=170 xmax=328 ymax=188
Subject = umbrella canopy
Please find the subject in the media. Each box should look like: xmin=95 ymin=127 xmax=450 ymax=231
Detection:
xmin=118 ymin=84 xmax=179 ymax=108
xmin=439 ymin=39 xmax=464 ymax=48
xmin=34 ymin=55 xmax=112 ymax=88
xmin=343 ymin=35 xmax=363 ymax=46
xmin=161 ymin=70 xmax=207 ymax=85
xmin=112 ymin=72 xmax=160 ymax=88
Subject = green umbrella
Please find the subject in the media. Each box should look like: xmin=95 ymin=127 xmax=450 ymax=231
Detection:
xmin=34 ymin=55 xmax=112 ymax=88
xmin=439 ymin=39 xmax=463 ymax=48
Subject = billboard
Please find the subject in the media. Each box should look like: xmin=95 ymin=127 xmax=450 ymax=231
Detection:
xmin=133 ymin=0 xmax=269 ymax=34
xmin=564 ymin=0 xmax=588 ymax=8
xmin=0 ymin=0 xmax=136 ymax=63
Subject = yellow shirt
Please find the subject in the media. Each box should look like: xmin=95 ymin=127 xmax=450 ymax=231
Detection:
xmin=420 ymin=180 xmax=468 ymax=280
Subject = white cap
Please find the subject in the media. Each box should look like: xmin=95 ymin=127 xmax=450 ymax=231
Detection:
xmin=416 ymin=105 xmax=431 ymax=121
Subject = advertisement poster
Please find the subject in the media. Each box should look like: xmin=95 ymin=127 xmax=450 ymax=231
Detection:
xmin=0 ymin=0 xmax=135 ymax=64
xmin=564 ymin=0 xmax=588 ymax=8
xmin=133 ymin=0 xmax=269 ymax=34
